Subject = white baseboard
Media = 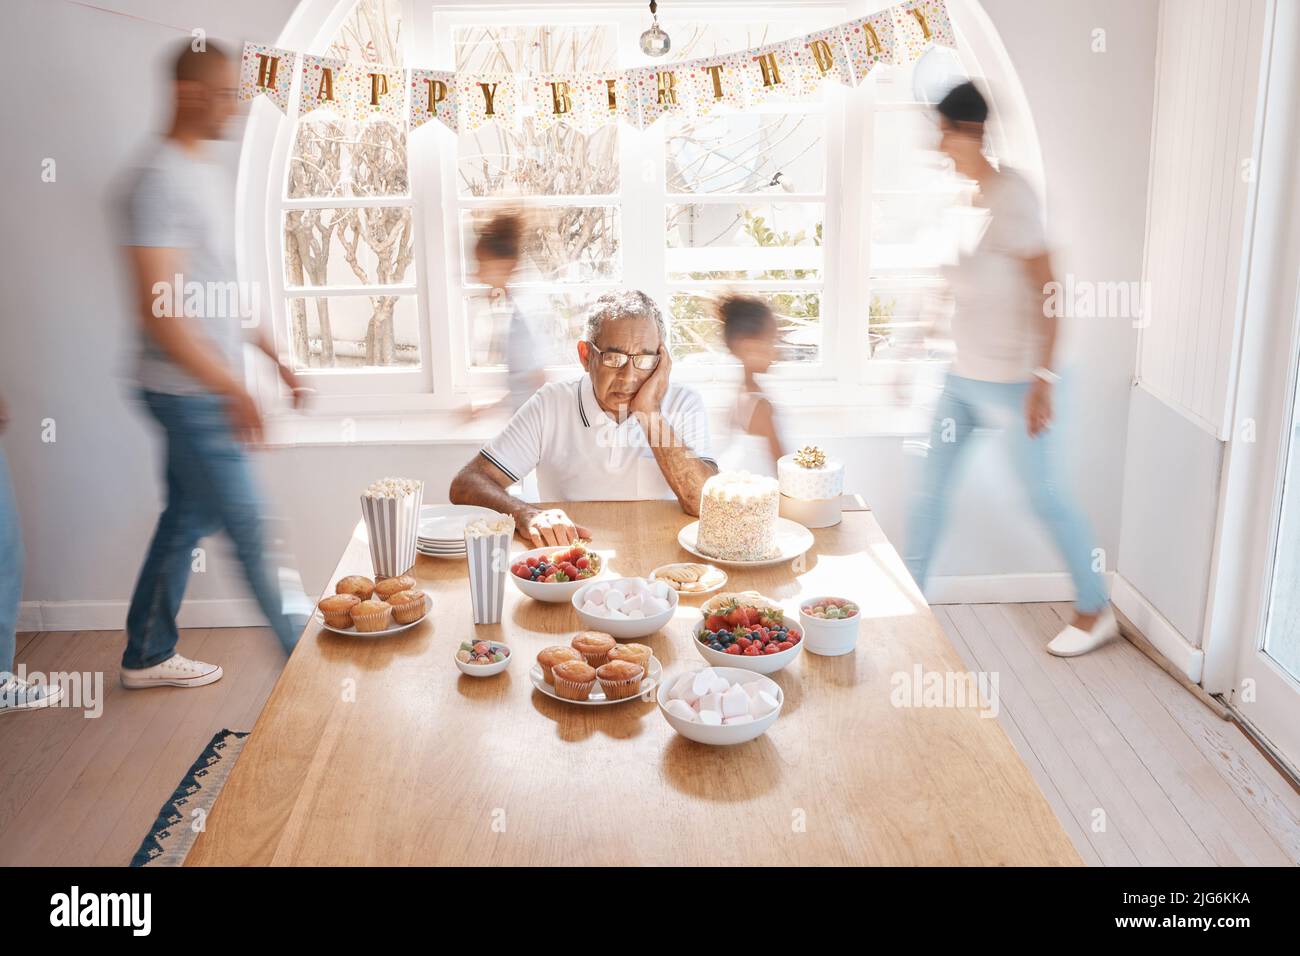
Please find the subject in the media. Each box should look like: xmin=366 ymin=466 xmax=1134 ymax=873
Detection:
xmin=926 ymin=571 xmax=1114 ymax=606
xmin=1110 ymin=574 xmax=1205 ymax=683
xmin=19 ymin=599 xmax=268 ymax=632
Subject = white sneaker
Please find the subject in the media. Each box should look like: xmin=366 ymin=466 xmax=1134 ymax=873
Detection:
xmin=120 ymin=654 xmax=223 ymax=689
xmin=1047 ymin=607 xmax=1119 ymax=657
xmin=0 ymin=676 xmax=65 ymax=713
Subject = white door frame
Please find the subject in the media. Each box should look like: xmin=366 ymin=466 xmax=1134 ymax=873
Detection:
xmin=1200 ymin=0 xmax=1300 ymax=771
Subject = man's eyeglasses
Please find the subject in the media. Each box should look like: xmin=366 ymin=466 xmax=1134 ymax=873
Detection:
xmin=587 ymin=342 xmax=660 ymax=371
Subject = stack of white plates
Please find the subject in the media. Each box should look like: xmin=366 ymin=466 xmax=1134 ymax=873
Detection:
xmin=416 ymin=504 xmax=503 ymax=560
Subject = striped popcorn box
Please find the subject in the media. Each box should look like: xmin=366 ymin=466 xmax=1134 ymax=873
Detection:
xmin=360 ymin=479 xmax=424 ymax=578
xmin=464 ymin=514 xmax=515 ymax=625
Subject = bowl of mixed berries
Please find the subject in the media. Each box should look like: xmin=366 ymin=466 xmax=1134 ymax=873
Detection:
xmin=798 ymin=596 xmax=860 ymax=656
xmin=691 ymin=592 xmax=802 ymax=674
xmin=508 ymin=543 xmax=604 ymax=603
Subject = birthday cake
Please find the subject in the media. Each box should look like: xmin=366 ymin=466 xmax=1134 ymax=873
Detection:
xmin=777 ymin=445 xmax=844 ymax=528
xmin=696 ymin=471 xmax=780 ymax=563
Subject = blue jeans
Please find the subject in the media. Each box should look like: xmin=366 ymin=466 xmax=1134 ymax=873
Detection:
xmin=124 ymin=391 xmax=298 ymax=669
xmin=0 ymin=446 xmax=21 ymax=677
xmin=904 ymin=374 xmax=1108 ymax=614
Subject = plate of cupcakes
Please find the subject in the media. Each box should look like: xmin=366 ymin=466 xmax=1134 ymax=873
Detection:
xmin=316 ymin=573 xmax=431 ymax=636
xmin=530 ymin=633 xmax=662 ymax=705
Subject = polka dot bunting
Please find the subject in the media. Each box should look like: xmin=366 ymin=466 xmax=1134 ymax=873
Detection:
xmin=299 ymin=53 xmax=349 ymax=118
xmin=238 ymin=41 xmax=295 ymax=114
xmin=844 ymin=11 xmax=897 ymax=82
xmin=892 ymin=0 xmax=958 ymax=63
xmin=409 ymin=68 xmax=458 ymax=132
xmin=239 ymin=1 xmax=958 ymax=130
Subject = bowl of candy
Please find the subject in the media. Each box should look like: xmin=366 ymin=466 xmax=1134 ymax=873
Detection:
xmin=798 ymin=596 xmax=860 ymax=656
xmin=455 ymin=640 xmax=511 ymax=676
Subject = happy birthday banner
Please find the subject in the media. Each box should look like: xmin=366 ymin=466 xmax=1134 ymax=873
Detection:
xmin=239 ymin=0 xmax=955 ymax=131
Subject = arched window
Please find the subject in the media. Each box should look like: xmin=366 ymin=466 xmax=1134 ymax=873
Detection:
xmin=240 ymin=0 xmax=1043 ymax=415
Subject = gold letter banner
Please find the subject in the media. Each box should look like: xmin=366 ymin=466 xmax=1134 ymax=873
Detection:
xmin=893 ymin=0 xmax=958 ymax=62
xmin=409 ymin=68 xmax=458 ymax=132
xmin=627 ymin=65 xmax=688 ymax=129
xmin=684 ymin=54 xmax=745 ymax=116
xmin=743 ymin=41 xmax=806 ymax=105
xmin=238 ymin=42 xmax=296 ymax=114
xmin=458 ymin=73 xmax=519 ymax=130
xmin=844 ymin=10 xmax=898 ymax=83
xmin=299 ymin=53 xmax=348 ymax=117
xmin=531 ymin=73 xmax=579 ymax=130
xmin=792 ymin=27 xmax=856 ymax=91
xmin=244 ymin=0 xmax=958 ymax=129
xmin=353 ymin=64 xmax=405 ymax=123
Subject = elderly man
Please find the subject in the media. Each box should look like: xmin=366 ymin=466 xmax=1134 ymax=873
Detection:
xmin=450 ymin=290 xmax=718 ymax=546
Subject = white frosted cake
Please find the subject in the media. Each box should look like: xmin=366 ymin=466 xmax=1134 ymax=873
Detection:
xmin=696 ymin=471 xmax=780 ymax=562
xmin=778 ymin=445 xmax=844 ymax=528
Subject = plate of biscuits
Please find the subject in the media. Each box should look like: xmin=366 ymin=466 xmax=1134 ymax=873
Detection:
xmin=649 ymin=562 xmax=728 ymax=597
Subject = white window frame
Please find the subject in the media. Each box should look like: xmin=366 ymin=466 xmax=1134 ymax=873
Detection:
xmin=245 ymin=0 xmax=1044 ymax=422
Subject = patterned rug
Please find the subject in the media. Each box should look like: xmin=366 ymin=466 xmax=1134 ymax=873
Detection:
xmin=130 ymin=729 xmax=249 ymax=867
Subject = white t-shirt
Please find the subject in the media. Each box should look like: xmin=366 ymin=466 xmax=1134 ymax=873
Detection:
xmin=480 ymin=374 xmax=716 ymax=502
xmin=119 ymin=139 xmax=243 ymax=394
xmin=942 ymin=167 xmax=1049 ymax=383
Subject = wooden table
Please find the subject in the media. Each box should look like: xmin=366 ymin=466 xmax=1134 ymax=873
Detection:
xmin=186 ymin=501 xmax=1080 ymax=866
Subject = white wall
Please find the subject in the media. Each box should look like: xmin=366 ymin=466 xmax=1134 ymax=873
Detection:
xmin=1 ymin=0 xmax=1157 ymax=628
xmin=1114 ymin=0 xmax=1269 ymax=660
xmin=1 ymin=0 xmax=300 ymax=628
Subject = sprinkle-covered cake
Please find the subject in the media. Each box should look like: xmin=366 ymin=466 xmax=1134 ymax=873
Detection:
xmin=696 ymin=471 xmax=780 ymax=562
xmin=777 ymin=445 xmax=845 ymax=528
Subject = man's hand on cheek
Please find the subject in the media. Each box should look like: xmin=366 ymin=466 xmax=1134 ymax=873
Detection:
xmin=628 ymin=345 xmax=671 ymax=418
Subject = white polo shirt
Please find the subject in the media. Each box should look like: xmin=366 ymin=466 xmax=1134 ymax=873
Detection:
xmin=479 ymin=374 xmax=716 ymax=501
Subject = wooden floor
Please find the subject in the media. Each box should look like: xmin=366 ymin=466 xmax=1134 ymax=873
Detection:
xmin=0 ymin=627 xmax=284 ymax=867
xmin=1 ymin=603 xmax=1297 ymax=866
xmin=934 ymin=602 xmax=1300 ymax=866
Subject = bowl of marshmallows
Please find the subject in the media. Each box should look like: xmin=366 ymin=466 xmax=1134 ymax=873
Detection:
xmin=571 ymin=576 xmax=679 ymax=639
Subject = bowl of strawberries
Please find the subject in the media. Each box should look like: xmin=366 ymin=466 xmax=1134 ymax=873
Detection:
xmin=508 ymin=543 xmax=604 ymax=603
xmin=691 ymin=591 xmax=803 ymax=674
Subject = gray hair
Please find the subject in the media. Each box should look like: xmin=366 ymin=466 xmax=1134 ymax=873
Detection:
xmin=583 ymin=290 xmax=668 ymax=346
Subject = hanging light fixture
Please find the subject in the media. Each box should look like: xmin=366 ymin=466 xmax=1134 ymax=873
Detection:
xmin=639 ymin=1 xmax=671 ymax=57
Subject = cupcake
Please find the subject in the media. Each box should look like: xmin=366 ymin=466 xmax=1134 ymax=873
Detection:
xmin=318 ymin=593 xmax=360 ymax=629
xmin=551 ymin=660 xmax=597 ymax=701
xmin=350 ymin=599 xmax=393 ymax=632
xmin=537 ymin=646 xmax=585 ymax=685
xmin=335 ymin=575 xmax=375 ymax=601
xmin=374 ymin=574 xmax=417 ymax=601
xmin=571 ymin=631 xmax=616 ymax=668
xmin=607 ymin=642 xmax=652 ymax=675
xmin=596 ymin=660 xmax=644 ymax=701
xmin=386 ymin=589 xmax=426 ymax=624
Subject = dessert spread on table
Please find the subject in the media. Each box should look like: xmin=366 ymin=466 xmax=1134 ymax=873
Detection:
xmin=695 ymin=471 xmax=781 ymax=562
xmin=328 ymin=476 xmax=863 ymax=741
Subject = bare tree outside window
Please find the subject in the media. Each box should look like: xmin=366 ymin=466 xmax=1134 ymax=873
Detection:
xmin=282 ymin=0 xmax=417 ymax=369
